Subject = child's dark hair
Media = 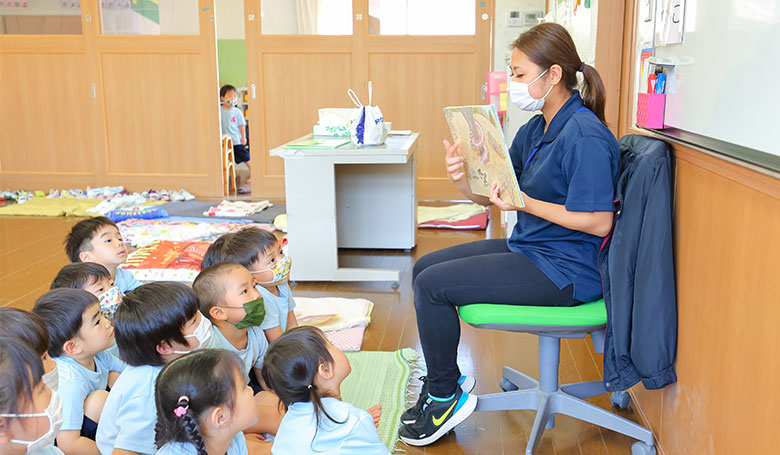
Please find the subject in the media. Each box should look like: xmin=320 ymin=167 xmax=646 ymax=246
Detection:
xmin=200 ymin=233 xmax=235 ymax=270
xmin=0 ymin=337 xmax=44 ymax=416
xmin=192 ymin=261 xmax=246 ymax=320
xmin=202 ymin=228 xmax=277 ymax=271
xmin=0 ymin=308 xmax=50 ymax=358
xmin=220 ymin=84 xmax=237 ymax=98
xmin=50 ymin=262 xmax=112 ymax=290
xmin=64 ymin=216 xmax=119 ymax=262
xmin=154 ymin=349 xmax=243 ymax=455
xmin=115 ymin=282 xmax=199 ymax=367
xmin=261 ymin=326 xmax=344 ymax=433
xmin=32 ymin=288 xmax=99 ymax=357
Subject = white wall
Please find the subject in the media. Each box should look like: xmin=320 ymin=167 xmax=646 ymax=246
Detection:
xmin=493 ymin=0 xmax=546 ymax=71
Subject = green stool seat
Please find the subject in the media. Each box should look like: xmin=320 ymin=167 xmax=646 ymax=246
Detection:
xmin=458 ymin=299 xmax=606 ymax=334
xmin=458 ymin=297 xmax=656 ymax=455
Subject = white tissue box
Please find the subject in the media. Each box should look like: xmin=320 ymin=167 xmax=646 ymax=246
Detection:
xmin=313 ymin=125 xmax=350 ymax=137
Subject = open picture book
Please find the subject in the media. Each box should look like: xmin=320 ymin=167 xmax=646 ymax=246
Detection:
xmin=443 ymin=105 xmax=524 ymax=208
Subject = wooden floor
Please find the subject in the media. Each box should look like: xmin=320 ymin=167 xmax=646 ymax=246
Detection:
xmin=0 ymin=209 xmax=642 ymax=455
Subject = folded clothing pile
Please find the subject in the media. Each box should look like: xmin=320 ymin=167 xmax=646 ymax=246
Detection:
xmin=204 ymin=200 xmax=273 ymax=217
xmin=417 ymin=203 xmax=490 ymax=230
xmin=294 ymin=297 xmax=374 ymax=352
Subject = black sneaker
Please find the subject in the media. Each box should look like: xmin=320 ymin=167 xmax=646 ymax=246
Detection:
xmin=398 ymin=387 xmax=477 ymax=446
xmin=401 ymin=375 xmax=476 ymax=424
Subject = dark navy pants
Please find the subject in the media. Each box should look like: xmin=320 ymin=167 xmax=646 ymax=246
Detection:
xmin=412 ymin=239 xmax=579 ymax=397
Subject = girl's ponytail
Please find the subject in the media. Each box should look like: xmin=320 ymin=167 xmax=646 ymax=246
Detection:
xmin=177 ymin=399 xmax=207 ymax=455
xmin=154 ymin=350 xmax=243 ymax=452
xmin=262 ymin=326 xmax=346 ymax=442
xmin=579 ymin=63 xmax=607 ymax=124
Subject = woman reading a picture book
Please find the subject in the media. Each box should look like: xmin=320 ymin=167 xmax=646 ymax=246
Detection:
xmin=399 ymin=23 xmax=620 ymax=447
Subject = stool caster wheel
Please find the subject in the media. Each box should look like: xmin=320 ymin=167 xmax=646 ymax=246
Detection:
xmin=500 ymin=378 xmax=518 ymax=392
xmin=611 ymin=391 xmax=630 ymax=409
xmin=391 ymin=282 xmax=400 ymax=289
xmin=631 ymin=442 xmax=656 ymax=455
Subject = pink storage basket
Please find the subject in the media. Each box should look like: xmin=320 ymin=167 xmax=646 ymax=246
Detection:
xmin=636 ymin=93 xmax=666 ymax=129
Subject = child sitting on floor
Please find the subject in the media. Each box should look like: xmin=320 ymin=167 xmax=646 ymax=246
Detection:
xmin=64 ymin=216 xmax=140 ymax=295
xmin=50 ymin=262 xmax=122 ymax=322
xmin=0 ymin=308 xmax=60 ymax=392
xmin=154 ymin=350 xmax=267 ymax=455
xmin=192 ymin=261 xmax=283 ymax=436
xmin=32 ymin=289 xmax=125 ymax=455
xmin=261 ymin=326 xmax=387 ymax=455
xmin=96 ymin=282 xmax=213 ymax=455
xmin=201 ymin=227 xmax=298 ymax=343
xmin=0 ymin=337 xmax=65 ymax=455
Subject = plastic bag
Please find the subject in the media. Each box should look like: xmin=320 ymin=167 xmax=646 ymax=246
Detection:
xmin=347 ymin=81 xmax=387 ymax=146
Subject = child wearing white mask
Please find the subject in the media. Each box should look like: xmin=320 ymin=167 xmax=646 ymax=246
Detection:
xmin=96 ymin=282 xmax=215 ymax=455
xmin=0 ymin=337 xmax=65 ymax=455
xmin=201 ymin=228 xmax=298 ymax=344
xmin=33 ymin=290 xmax=125 ymax=455
xmin=0 ymin=309 xmax=59 ymax=393
xmin=50 ymin=263 xmax=122 ymax=323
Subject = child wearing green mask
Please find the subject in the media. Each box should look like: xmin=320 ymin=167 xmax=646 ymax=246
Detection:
xmin=192 ymin=261 xmax=284 ymax=437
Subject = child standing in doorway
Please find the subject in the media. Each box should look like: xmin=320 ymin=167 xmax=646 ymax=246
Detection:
xmin=219 ymin=85 xmax=249 ymax=167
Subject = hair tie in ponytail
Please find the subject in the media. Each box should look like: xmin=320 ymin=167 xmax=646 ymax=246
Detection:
xmin=174 ymin=396 xmax=190 ymax=417
xmin=579 ymin=61 xmax=586 ymax=72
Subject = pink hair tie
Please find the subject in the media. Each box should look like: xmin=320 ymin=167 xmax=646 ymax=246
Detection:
xmin=174 ymin=396 xmax=189 ymax=417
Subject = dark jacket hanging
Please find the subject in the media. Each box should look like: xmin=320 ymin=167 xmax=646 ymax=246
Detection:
xmin=599 ymin=134 xmax=678 ymax=392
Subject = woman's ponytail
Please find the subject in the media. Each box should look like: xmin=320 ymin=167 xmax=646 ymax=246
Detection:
xmin=579 ymin=63 xmax=607 ymax=124
xmin=513 ymin=23 xmax=608 ymax=126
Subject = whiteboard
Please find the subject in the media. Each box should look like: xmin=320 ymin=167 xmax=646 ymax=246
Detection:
xmin=647 ymin=0 xmax=780 ymax=160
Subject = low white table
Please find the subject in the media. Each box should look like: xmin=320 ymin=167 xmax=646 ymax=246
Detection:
xmin=270 ymin=133 xmax=418 ymax=283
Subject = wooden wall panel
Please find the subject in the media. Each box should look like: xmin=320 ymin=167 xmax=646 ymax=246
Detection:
xmin=0 ymin=52 xmax=97 ymax=174
xmin=368 ymin=52 xmax=475 ymax=200
xmin=628 ymin=149 xmax=780 ymax=455
xmin=259 ymin=52 xmax=353 ymax=177
xmin=100 ymin=52 xmax=209 ymax=176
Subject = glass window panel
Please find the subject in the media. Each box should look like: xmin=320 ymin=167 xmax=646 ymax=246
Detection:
xmin=100 ymin=0 xmax=198 ymax=35
xmin=368 ymin=0 xmax=474 ymax=35
xmin=260 ymin=0 xmax=352 ymax=35
xmin=0 ymin=0 xmax=82 ymax=35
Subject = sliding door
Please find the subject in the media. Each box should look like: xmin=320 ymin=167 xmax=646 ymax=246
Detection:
xmin=0 ymin=0 xmax=222 ymax=195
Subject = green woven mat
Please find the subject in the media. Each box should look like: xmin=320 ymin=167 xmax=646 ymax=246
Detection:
xmin=341 ymin=348 xmax=419 ymax=451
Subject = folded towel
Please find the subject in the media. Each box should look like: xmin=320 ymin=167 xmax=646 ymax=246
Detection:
xmin=205 ymin=200 xmax=272 ymax=217
xmin=294 ymin=297 xmax=373 ymax=332
xmin=417 ymin=203 xmax=487 ymax=224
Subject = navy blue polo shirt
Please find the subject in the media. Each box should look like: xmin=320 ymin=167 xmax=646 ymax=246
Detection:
xmin=507 ymin=92 xmax=619 ymax=302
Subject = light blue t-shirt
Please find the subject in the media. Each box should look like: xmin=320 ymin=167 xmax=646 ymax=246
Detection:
xmin=96 ymin=365 xmax=162 ymax=455
xmin=220 ymin=106 xmax=246 ymax=145
xmin=211 ymin=325 xmax=268 ymax=383
xmin=30 ymin=445 xmax=64 ymax=455
xmin=54 ymin=351 xmax=126 ymax=431
xmin=272 ymin=397 xmax=389 ymax=455
xmin=115 ymin=267 xmax=141 ymax=294
xmin=256 ymin=283 xmax=296 ymax=332
xmin=155 ymin=431 xmax=247 ymax=455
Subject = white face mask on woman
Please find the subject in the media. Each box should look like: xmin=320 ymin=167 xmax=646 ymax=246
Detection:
xmin=509 ymin=68 xmax=554 ymax=111
xmin=0 ymin=389 xmax=64 ymax=452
